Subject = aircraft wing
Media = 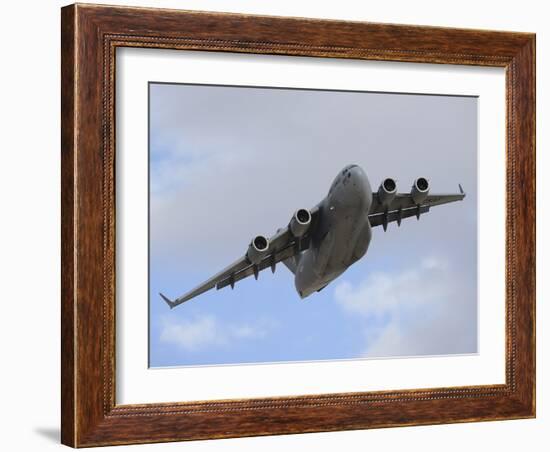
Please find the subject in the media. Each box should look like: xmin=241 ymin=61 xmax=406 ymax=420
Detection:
xmin=368 ymin=184 xmax=466 ymax=230
xmin=160 ymin=206 xmax=320 ymax=309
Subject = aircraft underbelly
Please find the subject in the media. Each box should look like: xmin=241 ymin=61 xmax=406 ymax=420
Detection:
xmin=295 ymin=211 xmax=371 ymax=298
xmin=326 ymin=214 xmax=371 ymax=274
xmin=294 ymin=165 xmax=373 ymax=299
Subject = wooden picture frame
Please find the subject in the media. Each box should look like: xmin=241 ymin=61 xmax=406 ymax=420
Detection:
xmin=61 ymin=3 xmax=535 ymax=447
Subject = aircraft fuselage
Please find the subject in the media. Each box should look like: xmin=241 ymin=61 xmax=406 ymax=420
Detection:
xmin=294 ymin=164 xmax=373 ymax=298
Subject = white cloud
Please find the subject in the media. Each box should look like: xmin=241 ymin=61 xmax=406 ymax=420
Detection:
xmin=230 ymin=324 xmax=268 ymax=339
xmin=334 ymin=257 xmax=477 ymax=357
xmin=158 ymin=314 xmax=271 ymax=352
xmin=159 ymin=315 xmax=223 ymax=352
xmin=335 ymin=258 xmax=449 ymax=318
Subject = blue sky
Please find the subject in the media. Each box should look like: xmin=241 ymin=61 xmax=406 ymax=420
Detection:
xmin=148 ymin=83 xmax=478 ymax=367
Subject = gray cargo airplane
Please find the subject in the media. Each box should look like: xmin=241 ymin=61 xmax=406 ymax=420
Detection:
xmin=160 ymin=164 xmax=465 ymax=308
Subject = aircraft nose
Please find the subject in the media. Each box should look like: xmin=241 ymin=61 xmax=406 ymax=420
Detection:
xmin=347 ymin=165 xmax=366 ymax=185
xmin=349 ymin=166 xmax=371 ymax=195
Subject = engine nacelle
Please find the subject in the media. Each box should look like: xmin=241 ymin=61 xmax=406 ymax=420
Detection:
xmin=289 ymin=208 xmax=312 ymax=238
xmin=246 ymin=235 xmax=269 ymax=265
xmin=377 ymin=178 xmax=397 ymax=207
xmin=411 ymin=177 xmax=430 ymax=204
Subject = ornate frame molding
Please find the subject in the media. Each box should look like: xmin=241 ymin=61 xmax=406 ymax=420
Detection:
xmin=61 ymin=4 xmax=535 ymax=447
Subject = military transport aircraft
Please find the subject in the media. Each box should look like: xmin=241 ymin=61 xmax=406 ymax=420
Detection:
xmin=160 ymin=164 xmax=465 ymax=308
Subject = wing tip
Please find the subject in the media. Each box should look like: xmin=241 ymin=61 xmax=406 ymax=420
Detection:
xmin=459 ymin=183 xmax=465 ymax=196
xmin=159 ymin=292 xmax=176 ymax=309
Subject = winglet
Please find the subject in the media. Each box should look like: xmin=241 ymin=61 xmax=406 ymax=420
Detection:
xmin=159 ymin=292 xmax=176 ymax=309
xmin=459 ymin=183 xmax=464 ymax=195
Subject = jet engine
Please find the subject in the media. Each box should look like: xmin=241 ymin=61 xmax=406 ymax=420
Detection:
xmin=411 ymin=177 xmax=430 ymax=204
xmin=289 ymin=208 xmax=312 ymax=238
xmin=246 ymin=235 xmax=269 ymax=264
xmin=377 ymin=177 xmax=397 ymax=207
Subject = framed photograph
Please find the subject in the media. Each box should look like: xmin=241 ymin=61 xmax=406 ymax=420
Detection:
xmin=61 ymin=3 xmax=535 ymax=447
